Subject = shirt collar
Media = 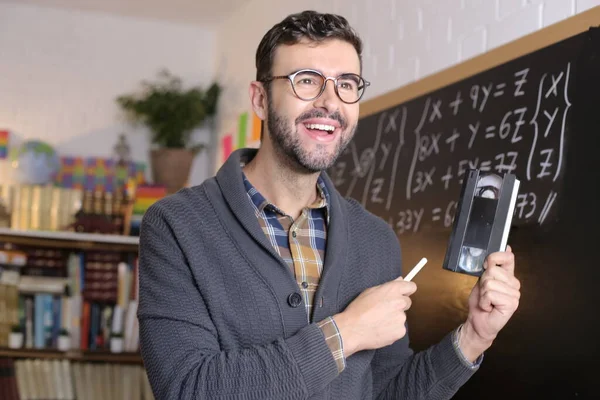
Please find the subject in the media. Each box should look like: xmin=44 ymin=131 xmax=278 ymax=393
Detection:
xmin=242 ymin=170 xmax=330 ymax=222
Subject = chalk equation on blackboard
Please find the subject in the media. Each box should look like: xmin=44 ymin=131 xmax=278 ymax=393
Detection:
xmin=387 ymin=189 xmax=556 ymax=235
xmin=330 ymin=62 xmax=571 ymax=236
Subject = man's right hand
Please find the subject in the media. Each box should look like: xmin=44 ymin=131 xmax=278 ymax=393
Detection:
xmin=333 ymin=277 xmax=417 ymax=358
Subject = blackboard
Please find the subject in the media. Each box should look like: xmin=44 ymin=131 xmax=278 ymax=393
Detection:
xmin=328 ymin=8 xmax=600 ymax=399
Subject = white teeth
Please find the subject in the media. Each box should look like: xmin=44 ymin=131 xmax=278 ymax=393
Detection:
xmin=306 ymin=123 xmax=335 ymax=132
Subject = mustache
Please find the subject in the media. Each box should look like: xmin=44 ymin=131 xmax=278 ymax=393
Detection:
xmin=296 ymin=110 xmax=347 ymax=129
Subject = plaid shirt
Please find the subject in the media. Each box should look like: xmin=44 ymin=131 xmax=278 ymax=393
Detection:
xmin=243 ymin=172 xmax=346 ymax=373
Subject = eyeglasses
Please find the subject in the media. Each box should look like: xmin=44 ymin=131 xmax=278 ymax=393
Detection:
xmin=261 ymin=69 xmax=370 ymax=104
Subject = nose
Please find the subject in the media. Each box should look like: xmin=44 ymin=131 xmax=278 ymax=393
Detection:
xmin=312 ymin=78 xmax=341 ymax=113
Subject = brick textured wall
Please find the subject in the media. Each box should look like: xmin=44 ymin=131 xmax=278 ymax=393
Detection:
xmin=1 ymin=1 xmax=597 ymax=181
xmin=214 ymin=0 xmax=599 ymax=171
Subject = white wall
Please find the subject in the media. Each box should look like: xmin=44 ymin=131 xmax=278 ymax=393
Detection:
xmin=0 ymin=2 xmax=217 ymax=186
xmin=2 ymin=0 xmax=597 ymax=183
xmin=214 ymin=0 xmax=599 ymax=172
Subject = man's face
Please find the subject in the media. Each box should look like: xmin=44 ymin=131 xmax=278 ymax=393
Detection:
xmin=264 ymin=39 xmax=361 ymax=173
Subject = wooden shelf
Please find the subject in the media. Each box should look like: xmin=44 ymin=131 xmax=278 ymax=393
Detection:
xmin=0 ymin=228 xmax=139 ymax=252
xmin=0 ymin=347 xmax=143 ymax=364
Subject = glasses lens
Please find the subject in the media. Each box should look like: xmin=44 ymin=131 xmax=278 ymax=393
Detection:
xmin=337 ymin=74 xmax=365 ymax=103
xmin=292 ymin=71 xmax=325 ymax=100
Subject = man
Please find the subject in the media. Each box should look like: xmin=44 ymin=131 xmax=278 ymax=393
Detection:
xmin=138 ymin=10 xmax=521 ymax=399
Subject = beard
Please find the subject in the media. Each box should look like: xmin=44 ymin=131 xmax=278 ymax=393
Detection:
xmin=266 ymin=100 xmax=357 ymax=174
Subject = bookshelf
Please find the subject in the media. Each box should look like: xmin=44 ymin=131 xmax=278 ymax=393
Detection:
xmin=0 ymin=227 xmax=139 ymax=252
xmin=0 ymin=228 xmax=141 ymax=356
xmin=0 ymin=228 xmax=150 ymax=399
xmin=0 ymin=347 xmax=142 ymax=364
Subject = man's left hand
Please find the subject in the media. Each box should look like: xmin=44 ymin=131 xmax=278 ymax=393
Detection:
xmin=459 ymin=245 xmax=521 ymax=362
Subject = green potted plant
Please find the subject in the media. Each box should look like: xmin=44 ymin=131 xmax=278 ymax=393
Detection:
xmin=9 ymin=324 xmax=23 ymax=349
xmin=116 ymin=69 xmax=221 ymax=194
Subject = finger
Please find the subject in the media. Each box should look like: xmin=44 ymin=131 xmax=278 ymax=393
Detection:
xmin=481 ymin=265 xmax=520 ymax=288
xmin=486 ymin=250 xmax=514 ymax=266
xmin=392 ymin=280 xmax=417 ymax=296
xmin=480 ymin=270 xmax=521 ymax=294
xmin=479 ymin=288 xmax=520 ymax=314
xmin=402 ymin=281 xmax=418 ymax=296
xmin=479 ymin=277 xmax=521 ymax=300
xmin=401 ymin=296 xmax=412 ymax=311
xmin=486 ymin=250 xmax=515 ymax=275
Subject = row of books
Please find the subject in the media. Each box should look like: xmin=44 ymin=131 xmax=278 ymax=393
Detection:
xmin=8 ymin=291 xmax=139 ymax=352
xmin=0 ymin=357 xmax=153 ymax=400
xmin=0 ymin=182 xmax=166 ymax=235
xmin=0 ymin=184 xmax=83 ymax=232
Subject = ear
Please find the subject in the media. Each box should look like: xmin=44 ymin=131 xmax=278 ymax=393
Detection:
xmin=249 ymin=81 xmax=267 ymax=121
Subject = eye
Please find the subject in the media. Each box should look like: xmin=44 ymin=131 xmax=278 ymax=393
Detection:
xmin=294 ymin=71 xmax=323 ymax=86
xmin=338 ymin=79 xmax=358 ymax=91
xmin=298 ymin=78 xmax=316 ymax=85
xmin=339 ymin=74 xmax=362 ymax=89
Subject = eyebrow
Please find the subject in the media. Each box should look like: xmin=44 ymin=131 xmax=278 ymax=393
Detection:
xmin=286 ymin=68 xmax=361 ymax=76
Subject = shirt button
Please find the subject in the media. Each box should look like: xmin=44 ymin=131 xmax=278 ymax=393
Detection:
xmin=288 ymin=292 xmax=303 ymax=308
xmin=301 ymin=281 xmax=309 ymax=289
xmin=292 ymin=231 xmax=297 ymax=238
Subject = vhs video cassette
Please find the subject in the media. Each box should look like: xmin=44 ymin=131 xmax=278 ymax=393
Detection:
xmin=442 ymin=169 xmax=520 ymax=277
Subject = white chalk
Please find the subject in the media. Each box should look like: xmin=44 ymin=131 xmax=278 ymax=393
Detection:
xmin=404 ymin=257 xmax=428 ymax=281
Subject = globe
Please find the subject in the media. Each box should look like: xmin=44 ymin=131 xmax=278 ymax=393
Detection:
xmin=10 ymin=140 xmax=61 ymax=185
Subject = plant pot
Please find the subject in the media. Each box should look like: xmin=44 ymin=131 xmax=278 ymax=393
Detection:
xmin=150 ymin=148 xmax=195 ymax=194
xmin=110 ymin=337 xmax=124 ymax=353
xmin=57 ymin=335 xmax=70 ymax=351
xmin=8 ymin=332 xmax=23 ymax=349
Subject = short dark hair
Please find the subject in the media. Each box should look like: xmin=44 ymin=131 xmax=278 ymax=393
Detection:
xmin=255 ymin=10 xmax=363 ymax=81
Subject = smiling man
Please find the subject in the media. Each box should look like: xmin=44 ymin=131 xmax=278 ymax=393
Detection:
xmin=138 ymin=10 xmax=521 ymax=400
xmin=252 ymin=38 xmax=360 ymax=176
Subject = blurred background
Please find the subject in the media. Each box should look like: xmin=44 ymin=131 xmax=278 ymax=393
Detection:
xmin=0 ymin=1 xmax=598 ymax=399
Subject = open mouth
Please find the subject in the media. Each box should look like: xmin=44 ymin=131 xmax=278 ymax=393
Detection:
xmin=304 ymin=123 xmax=336 ymax=134
xmin=301 ymin=122 xmax=340 ymax=142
